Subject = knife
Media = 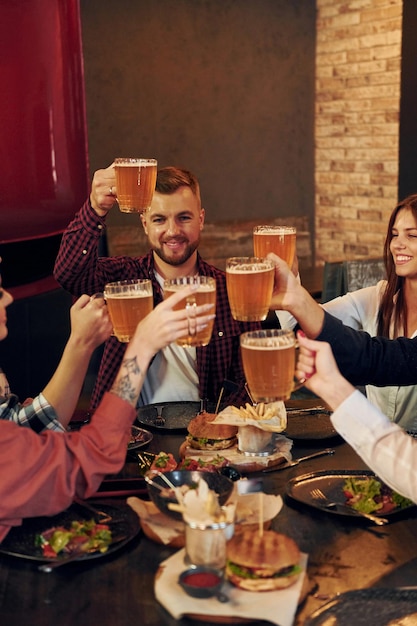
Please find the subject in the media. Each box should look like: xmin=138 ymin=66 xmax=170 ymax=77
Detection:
xmin=262 ymin=448 xmax=335 ymax=472
xmin=285 ymin=406 xmax=330 ymax=415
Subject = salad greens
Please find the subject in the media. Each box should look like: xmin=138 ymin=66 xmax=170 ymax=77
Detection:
xmin=35 ymin=519 xmax=112 ymax=558
xmin=343 ymin=476 xmax=413 ymax=515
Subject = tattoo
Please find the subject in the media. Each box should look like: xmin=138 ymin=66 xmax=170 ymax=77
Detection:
xmin=110 ymin=356 xmax=142 ymax=403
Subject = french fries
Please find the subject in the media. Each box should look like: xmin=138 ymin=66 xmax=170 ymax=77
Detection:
xmin=231 ymin=402 xmax=275 ymax=421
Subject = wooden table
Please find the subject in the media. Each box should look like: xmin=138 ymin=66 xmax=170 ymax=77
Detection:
xmin=1 ymin=423 xmax=416 ymax=626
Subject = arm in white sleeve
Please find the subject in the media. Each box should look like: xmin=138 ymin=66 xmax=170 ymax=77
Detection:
xmin=275 ymin=273 xmax=301 ymax=330
xmin=331 ymin=390 xmax=417 ymax=502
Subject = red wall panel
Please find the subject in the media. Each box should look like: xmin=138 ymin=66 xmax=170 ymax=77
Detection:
xmin=0 ymin=0 xmax=89 ymax=244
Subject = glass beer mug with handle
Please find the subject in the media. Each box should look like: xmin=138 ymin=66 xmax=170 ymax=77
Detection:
xmin=163 ymin=276 xmax=216 ymax=347
xmin=240 ymin=329 xmax=304 ymax=402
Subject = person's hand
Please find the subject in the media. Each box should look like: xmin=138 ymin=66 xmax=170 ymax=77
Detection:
xmin=129 ymin=285 xmax=216 ymax=361
xmin=296 ymin=330 xmax=355 ymax=410
xmin=69 ymin=294 xmax=113 ymax=351
xmin=90 ymin=164 xmax=117 ymax=216
xmin=267 ymin=252 xmax=303 ymax=310
xmin=291 ymin=254 xmax=299 ymax=277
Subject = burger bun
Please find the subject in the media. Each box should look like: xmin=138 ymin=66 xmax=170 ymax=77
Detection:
xmin=226 ymin=529 xmax=301 ymax=592
xmin=186 ymin=411 xmax=238 ymax=450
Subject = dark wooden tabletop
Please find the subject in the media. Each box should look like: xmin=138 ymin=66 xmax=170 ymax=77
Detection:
xmin=1 ymin=411 xmax=416 ymax=626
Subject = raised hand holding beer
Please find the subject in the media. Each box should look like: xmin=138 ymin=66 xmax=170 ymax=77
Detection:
xmin=164 ymin=276 xmax=216 ymax=347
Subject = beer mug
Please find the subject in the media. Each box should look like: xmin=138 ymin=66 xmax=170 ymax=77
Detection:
xmin=226 ymin=257 xmax=274 ymax=321
xmin=253 ymin=225 xmax=297 ymax=267
xmin=240 ymin=329 xmax=304 ymax=402
xmin=114 ymin=158 xmax=157 ymax=213
xmin=163 ymin=276 xmax=216 ymax=347
xmin=103 ymin=279 xmax=153 ymax=343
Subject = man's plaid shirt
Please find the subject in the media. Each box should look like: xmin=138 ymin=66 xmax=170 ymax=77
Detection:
xmin=54 ymin=200 xmax=261 ymax=410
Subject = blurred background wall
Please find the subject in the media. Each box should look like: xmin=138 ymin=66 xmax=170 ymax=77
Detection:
xmin=80 ymin=0 xmax=316 ymax=230
xmin=0 ymin=0 xmax=316 ymax=399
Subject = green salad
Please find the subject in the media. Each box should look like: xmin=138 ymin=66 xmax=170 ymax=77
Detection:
xmin=343 ymin=476 xmax=413 ymax=515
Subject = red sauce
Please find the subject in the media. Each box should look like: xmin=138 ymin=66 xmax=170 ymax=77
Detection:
xmin=182 ymin=572 xmax=221 ymax=588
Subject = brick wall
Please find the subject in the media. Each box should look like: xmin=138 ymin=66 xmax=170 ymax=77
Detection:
xmin=315 ymin=0 xmax=403 ymax=263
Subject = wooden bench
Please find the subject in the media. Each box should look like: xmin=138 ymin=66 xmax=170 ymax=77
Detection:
xmin=106 ymin=216 xmax=313 ymax=270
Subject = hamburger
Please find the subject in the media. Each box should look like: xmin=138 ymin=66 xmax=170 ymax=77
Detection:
xmin=185 ymin=411 xmax=238 ymax=451
xmin=226 ymin=529 xmax=301 ymax=591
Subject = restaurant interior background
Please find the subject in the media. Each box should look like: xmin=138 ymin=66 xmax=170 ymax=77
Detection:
xmin=0 ymin=0 xmax=416 ymax=400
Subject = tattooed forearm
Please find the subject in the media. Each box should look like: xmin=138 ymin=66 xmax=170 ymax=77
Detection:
xmin=110 ymin=356 xmax=144 ymax=405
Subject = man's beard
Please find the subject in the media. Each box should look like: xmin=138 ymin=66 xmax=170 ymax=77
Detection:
xmin=153 ymin=237 xmax=200 ymax=267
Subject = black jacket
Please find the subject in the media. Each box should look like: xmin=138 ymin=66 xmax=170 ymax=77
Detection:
xmin=317 ymin=312 xmax=417 ymax=387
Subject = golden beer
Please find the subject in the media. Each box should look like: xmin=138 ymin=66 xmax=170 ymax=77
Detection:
xmin=104 ymin=279 xmax=153 ymax=342
xmin=240 ymin=329 xmax=297 ymax=402
xmin=253 ymin=225 xmax=297 ymax=267
xmin=226 ymin=257 xmax=274 ymax=321
xmin=114 ymin=158 xmax=157 ymax=213
xmin=164 ymin=276 xmax=216 ymax=347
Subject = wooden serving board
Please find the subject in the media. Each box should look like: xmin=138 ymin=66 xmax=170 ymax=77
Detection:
xmin=178 ymin=438 xmax=291 ymax=473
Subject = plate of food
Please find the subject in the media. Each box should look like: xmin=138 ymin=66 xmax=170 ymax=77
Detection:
xmin=178 ymin=405 xmax=293 ymax=473
xmin=128 ymin=425 xmax=153 ymax=451
xmin=136 ymin=401 xmax=216 ymax=432
xmin=286 ymin=470 xmax=415 ymax=520
xmin=0 ymin=499 xmax=140 ymax=562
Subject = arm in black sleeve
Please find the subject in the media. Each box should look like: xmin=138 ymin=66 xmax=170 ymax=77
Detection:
xmin=316 ymin=311 xmax=417 ymax=387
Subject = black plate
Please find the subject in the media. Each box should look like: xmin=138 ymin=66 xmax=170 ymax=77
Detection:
xmin=128 ymin=426 xmax=153 ymax=451
xmin=284 ymin=408 xmax=338 ymax=441
xmin=305 ymin=588 xmax=417 ymax=625
xmin=136 ymin=401 xmax=215 ymax=432
xmin=0 ymin=499 xmax=140 ymax=563
xmin=286 ymin=470 xmax=415 ymax=520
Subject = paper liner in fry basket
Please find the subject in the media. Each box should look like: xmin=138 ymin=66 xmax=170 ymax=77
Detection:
xmin=210 ymin=402 xmax=287 ymax=433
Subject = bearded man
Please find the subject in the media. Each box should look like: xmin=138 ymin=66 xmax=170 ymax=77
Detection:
xmin=54 ymin=165 xmax=260 ymax=411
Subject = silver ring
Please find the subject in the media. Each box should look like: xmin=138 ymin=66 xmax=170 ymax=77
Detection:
xmin=109 ymin=187 xmax=114 ymax=196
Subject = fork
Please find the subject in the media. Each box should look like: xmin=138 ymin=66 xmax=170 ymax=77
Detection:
xmin=310 ymin=488 xmax=389 ymax=525
xmin=154 ymin=405 xmax=165 ymax=427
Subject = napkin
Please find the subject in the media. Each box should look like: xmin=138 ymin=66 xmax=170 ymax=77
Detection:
xmin=155 ymin=548 xmax=308 ymax=626
xmin=127 ymin=498 xmax=184 ymax=546
xmin=212 ymin=401 xmax=287 ymax=432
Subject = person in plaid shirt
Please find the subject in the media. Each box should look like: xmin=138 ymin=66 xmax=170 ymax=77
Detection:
xmin=54 ymin=165 xmax=261 ymax=411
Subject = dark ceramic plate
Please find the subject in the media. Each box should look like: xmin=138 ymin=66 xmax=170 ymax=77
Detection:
xmin=305 ymin=588 xmax=417 ymax=625
xmin=286 ymin=470 xmax=415 ymax=520
xmin=0 ymin=499 xmax=140 ymax=563
xmin=136 ymin=401 xmax=215 ymax=432
xmin=284 ymin=408 xmax=338 ymax=441
xmin=128 ymin=426 xmax=153 ymax=451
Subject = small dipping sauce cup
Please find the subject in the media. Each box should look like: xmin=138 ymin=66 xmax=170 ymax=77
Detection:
xmin=178 ymin=566 xmax=227 ymax=601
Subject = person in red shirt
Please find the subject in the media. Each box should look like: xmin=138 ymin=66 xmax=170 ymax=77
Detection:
xmin=0 ymin=274 xmax=214 ymax=541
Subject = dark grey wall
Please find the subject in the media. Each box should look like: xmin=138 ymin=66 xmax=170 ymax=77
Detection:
xmin=399 ymin=0 xmax=417 ymax=200
xmin=80 ymin=0 xmax=316 ymax=229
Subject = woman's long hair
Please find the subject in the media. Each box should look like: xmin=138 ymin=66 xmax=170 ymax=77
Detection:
xmin=377 ymin=194 xmax=417 ymax=338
